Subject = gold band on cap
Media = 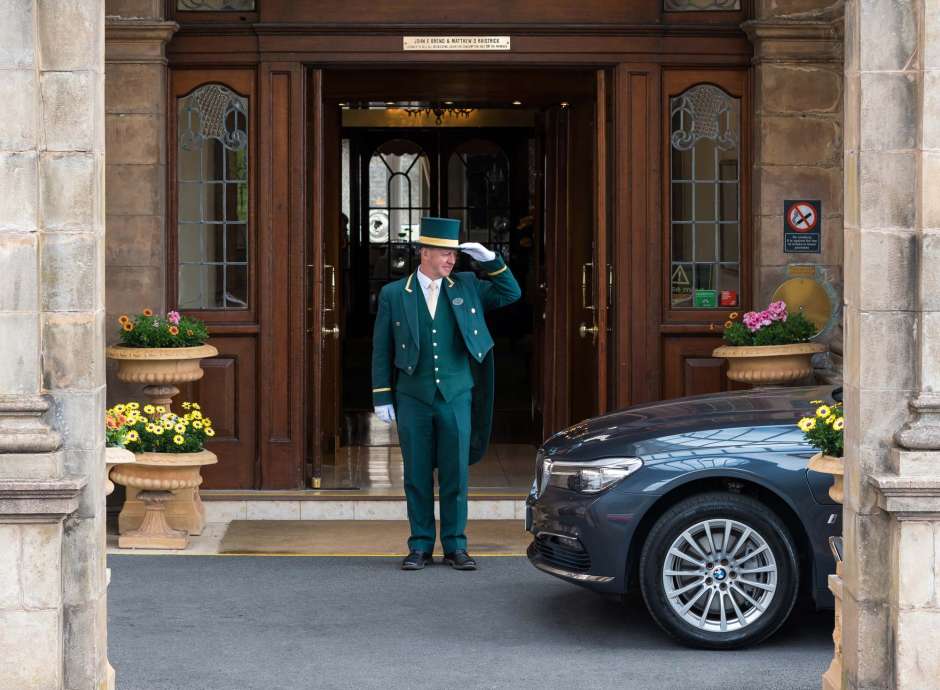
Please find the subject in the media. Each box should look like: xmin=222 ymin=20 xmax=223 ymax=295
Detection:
xmin=416 ymin=235 xmax=460 ymax=248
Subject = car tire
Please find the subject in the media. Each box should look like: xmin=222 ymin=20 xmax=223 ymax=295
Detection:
xmin=638 ymin=492 xmax=799 ymax=650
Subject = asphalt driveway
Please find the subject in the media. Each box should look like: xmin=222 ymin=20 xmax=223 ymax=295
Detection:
xmin=108 ymin=555 xmax=832 ymax=690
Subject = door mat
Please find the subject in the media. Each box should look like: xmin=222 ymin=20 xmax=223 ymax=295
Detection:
xmin=219 ymin=519 xmax=532 ymax=556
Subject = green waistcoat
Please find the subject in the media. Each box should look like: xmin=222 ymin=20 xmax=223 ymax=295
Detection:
xmin=395 ymin=289 xmax=472 ymax=405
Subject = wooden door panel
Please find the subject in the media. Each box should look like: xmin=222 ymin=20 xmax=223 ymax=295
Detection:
xmin=183 ymin=335 xmax=258 ymax=489
xmin=662 ymin=335 xmax=735 ymax=400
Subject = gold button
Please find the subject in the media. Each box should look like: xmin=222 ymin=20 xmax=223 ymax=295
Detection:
xmin=401 ymin=344 xmax=406 ymax=349
xmin=477 ymin=352 xmax=482 ymax=357
xmin=471 ymin=308 xmax=476 ymax=314
xmin=435 ymin=378 xmax=440 ymax=383
xmin=473 ymin=329 xmax=478 ymax=335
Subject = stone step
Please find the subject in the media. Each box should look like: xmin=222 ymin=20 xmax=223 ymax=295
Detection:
xmin=202 ymin=493 xmax=526 ymax=523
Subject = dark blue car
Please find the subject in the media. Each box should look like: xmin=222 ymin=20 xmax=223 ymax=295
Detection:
xmin=526 ymin=386 xmax=841 ymax=649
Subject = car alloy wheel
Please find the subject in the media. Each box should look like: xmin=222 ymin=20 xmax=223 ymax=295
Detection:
xmin=639 ymin=492 xmax=799 ymax=649
xmin=662 ymin=518 xmax=777 ymax=633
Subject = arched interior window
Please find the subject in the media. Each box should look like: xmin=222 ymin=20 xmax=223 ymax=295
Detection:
xmin=446 ymin=139 xmax=511 ymax=261
xmin=177 ymin=83 xmax=249 ymax=310
xmin=669 ymin=84 xmax=740 ymax=309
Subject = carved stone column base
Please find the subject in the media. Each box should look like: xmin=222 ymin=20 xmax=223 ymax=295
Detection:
xmin=895 ymin=394 xmax=940 ymax=451
xmin=0 ymin=395 xmax=61 ymax=454
xmin=118 ymin=491 xmax=188 ymax=549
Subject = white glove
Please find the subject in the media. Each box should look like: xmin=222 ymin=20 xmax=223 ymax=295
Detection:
xmin=459 ymin=242 xmax=496 ymax=263
xmin=374 ymin=404 xmax=396 ymax=424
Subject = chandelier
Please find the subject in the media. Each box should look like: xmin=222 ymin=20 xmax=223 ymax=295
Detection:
xmin=405 ymin=103 xmax=474 ymax=125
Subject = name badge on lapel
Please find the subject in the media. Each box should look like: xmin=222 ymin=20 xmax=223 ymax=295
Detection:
xmin=451 ymin=297 xmax=464 ymax=306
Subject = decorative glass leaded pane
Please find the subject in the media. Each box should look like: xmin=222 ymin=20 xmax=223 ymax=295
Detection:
xmin=447 ymin=139 xmax=511 ymax=250
xmin=664 ymin=0 xmax=740 ymax=10
xmin=178 ymin=0 xmax=255 ymax=10
xmin=177 ymin=84 xmax=249 ymax=310
xmin=669 ymin=84 xmax=740 ymax=309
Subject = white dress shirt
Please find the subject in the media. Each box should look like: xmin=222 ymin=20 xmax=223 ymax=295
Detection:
xmin=415 ymin=269 xmax=442 ymax=318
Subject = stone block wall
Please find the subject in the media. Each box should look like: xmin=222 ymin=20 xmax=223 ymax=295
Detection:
xmin=104 ymin=5 xmax=176 ymax=404
xmin=0 ymin=0 xmax=107 ymax=688
xmin=745 ymin=1 xmax=845 ymax=369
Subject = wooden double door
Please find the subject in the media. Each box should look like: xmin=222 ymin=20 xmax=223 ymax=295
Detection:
xmin=172 ymin=64 xmax=749 ymax=491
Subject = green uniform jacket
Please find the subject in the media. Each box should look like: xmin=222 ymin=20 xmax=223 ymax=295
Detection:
xmin=372 ymin=256 xmax=521 ymax=464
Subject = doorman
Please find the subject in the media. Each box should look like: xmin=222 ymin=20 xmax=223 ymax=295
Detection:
xmin=371 ymin=217 xmax=521 ymax=570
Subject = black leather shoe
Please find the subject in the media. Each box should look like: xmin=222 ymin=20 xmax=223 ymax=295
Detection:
xmin=443 ymin=550 xmax=477 ymax=571
xmin=401 ymin=550 xmax=433 ymax=570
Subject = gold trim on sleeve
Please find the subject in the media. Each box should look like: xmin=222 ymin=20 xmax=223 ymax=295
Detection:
xmin=487 ymin=265 xmax=508 ymax=276
xmin=372 ymin=387 xmax=392 ymax=393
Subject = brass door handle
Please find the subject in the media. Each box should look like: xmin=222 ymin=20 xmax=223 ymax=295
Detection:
xmin=578 ymin=323 xmax=598 ymax=340
xmin=322 ymin=326 xmax=340 ymax=339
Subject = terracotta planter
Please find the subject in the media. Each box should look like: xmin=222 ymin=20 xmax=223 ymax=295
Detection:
xmin=111 ymin=449 xmax=218 ymax=549
xmin=712 ymin=342 xmax=827 ymax=385
xmin=105 ymin=343 xmax=218 ymax=410
xmin=807 ymin=452 xmax=844 ymax=504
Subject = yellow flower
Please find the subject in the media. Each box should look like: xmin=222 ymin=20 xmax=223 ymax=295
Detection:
xmin=192 ymin=403 xmax=201 ymax=411
xmin=815 ymin=405 xmax=831 ymax=419
xmin=205 ymin=427 xmax=215 ymax=437
xmin=114 ymin=404 xmax=126 ymax=413
xmin=202 ymin=417 xmax=212 ymax=428
xmin=192 ymin=410 xmax=203 ymax=419
xmin=192 ymin=420 xmax=203 ymax=429
xmin=145 ymin=423 xmax=156 ymax=433
xmin=724 ymin=321 xmax=733 ymax=329
xmin=798 ymin=417 xmax=817 ymax=432
xmin=173 ymin=434 xmax=185 ymax=445
xmin=174 ymin=423 xmax=186 ymax=434
xmin=825 ymin=415 xmax=836 ymax=425
xmin=155 ymin=405 xmax=166 ymax=414
xmin=163 ymin=419 xmax=174 ymax=429
xmin=833 ymin=417 xmax=845 ymax=431
xmin=729 ymin=312 xmax=739 ymax=320
xmin=128 ymin=402 xmax=140 ymax=410
xmin=125 ymin=430 xmax=139 ymax=442
xmin=142 ymin=308 xmax=153 ymax=317
xmin=153 ymin=426 xmax=164 ymax=435
xmin=122 ymin=321 xmax=134 ymax=332
xmin=144 ymin=404 xmax=155 ymax=414
xmin=182 ymin=402 xmax=191 ymax=410
xmin=810 ymin=400 xmax=823 ymax=405
xmin=183 ymin=413 xmax=193 ymax=421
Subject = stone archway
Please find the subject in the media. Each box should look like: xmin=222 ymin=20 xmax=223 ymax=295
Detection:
xmin=1 ymin=1 xmax=939 ymax=689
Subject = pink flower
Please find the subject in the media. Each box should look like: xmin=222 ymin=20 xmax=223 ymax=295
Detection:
xmin=766 ymin=300 xmax=788 ymax=322
xmin=167 ymin=310 xmax=181 ymax=325
xmin=742 ymin=311 xmax=763 ymax=332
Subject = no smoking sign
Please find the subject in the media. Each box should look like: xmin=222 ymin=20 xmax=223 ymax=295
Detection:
xmin=783 ymin=199 xmax=821 ymax=253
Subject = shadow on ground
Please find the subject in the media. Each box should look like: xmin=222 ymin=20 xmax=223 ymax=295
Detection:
xmin=108 ymin=555 xmax=832 ymax=690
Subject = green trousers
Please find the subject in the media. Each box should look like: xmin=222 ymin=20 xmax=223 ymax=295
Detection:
xmin=395 ymin=389 xmax=471 ymax=553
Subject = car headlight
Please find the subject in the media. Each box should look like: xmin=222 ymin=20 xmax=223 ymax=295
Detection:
xmin=543 ymin=457 xmax=643 ymax=494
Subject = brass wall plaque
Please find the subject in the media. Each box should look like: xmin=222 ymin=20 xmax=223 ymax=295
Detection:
xmin=403 ymin=36 xmax=511 ymax=51
xmin=772 ymin=277 xmax=832 ymax=335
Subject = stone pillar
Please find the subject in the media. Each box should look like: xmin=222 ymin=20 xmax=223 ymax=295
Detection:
xmin=843 ymin=0 xmax=940 ymax=688
xmin=0 ymin=1 xmax=108 ymax=688
xmin=744 ymin=2 xmax=844 ymax=345
xmin=105 ymin=3 xmax=177 ymax=402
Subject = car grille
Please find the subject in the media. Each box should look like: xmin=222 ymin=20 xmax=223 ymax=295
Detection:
xmin=534 ymin=534 xmax=591 ymax=573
